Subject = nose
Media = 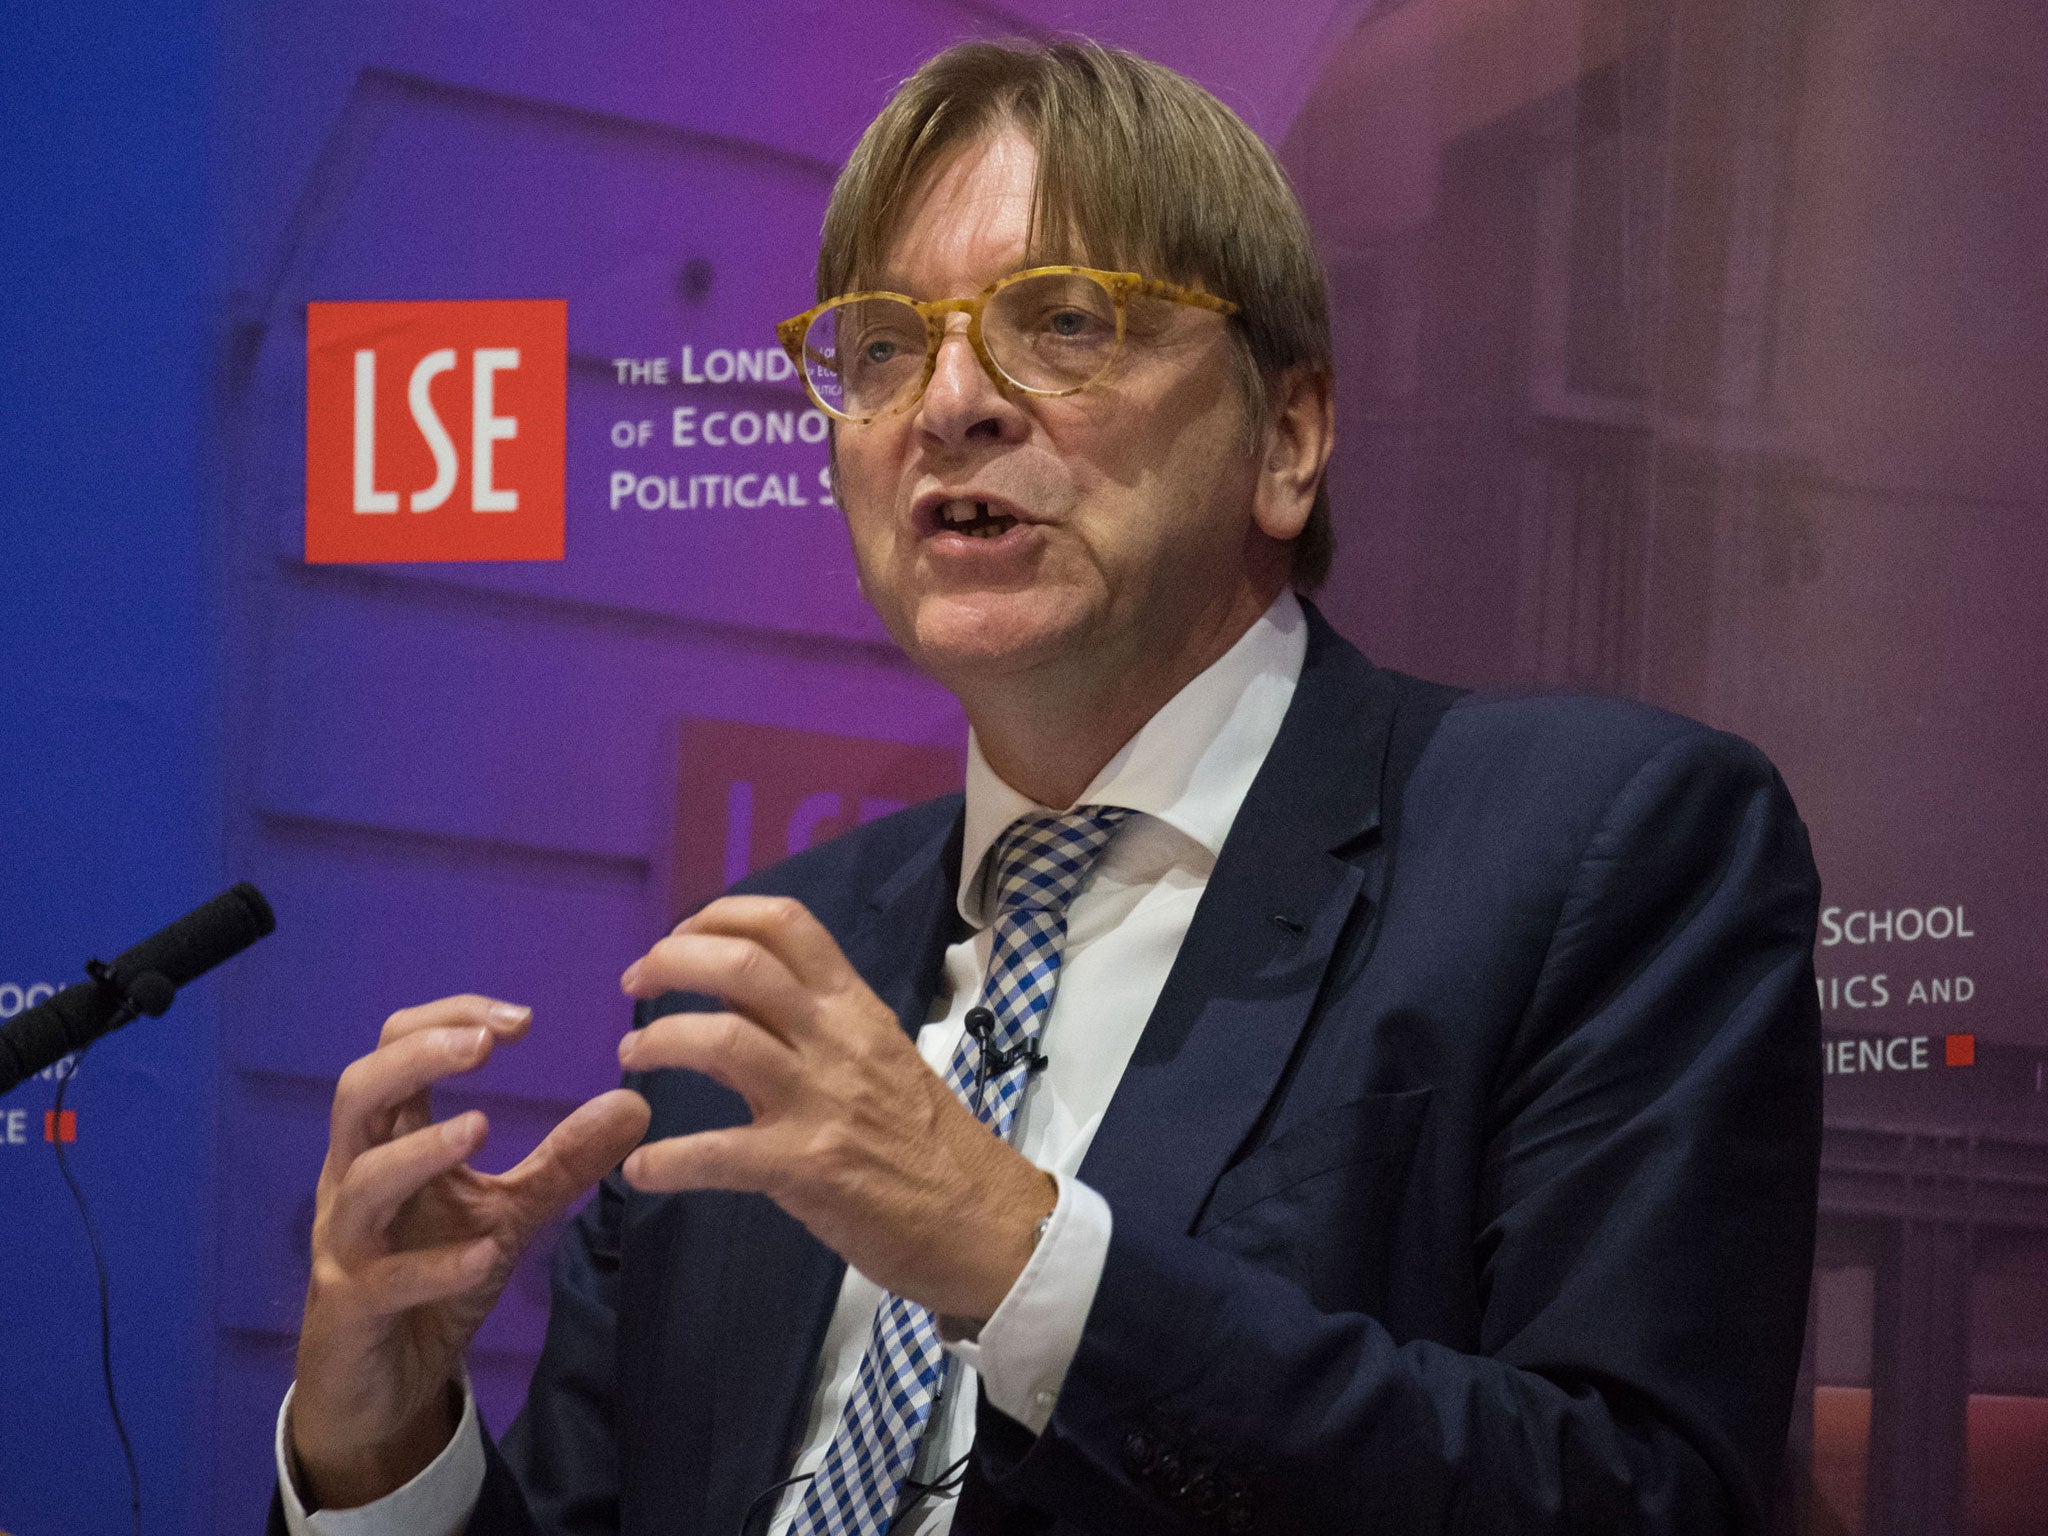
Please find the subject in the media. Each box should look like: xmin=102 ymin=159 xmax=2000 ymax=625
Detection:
xmin=914 ymin=315 xmax=1021 ymax=448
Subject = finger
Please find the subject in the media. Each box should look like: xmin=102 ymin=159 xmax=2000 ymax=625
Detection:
xmin=668 ymin=896 xmax=858 ymax=994
xmin=621 ymin=1126 xmax=780 ymax=1196
xmin=367 ymin=996 xmax=529 ymax=1144
xmin=351 ymin=1235 xmax=502 ymax=1314
xmin=378 ymin=994 xmax=532 ymax=1050
xmin=619 ymin=1011 xmax=802 ymax=1113
xmin=619 ymin=931 xmax=819 ymax=1044
xmin=328 ymin=1024 xmax=499 ymax=1173
xmin=499 ymin=1088 xmax=653 ymax=1223
xmin=327 ymin=1110 xmax=490 ymax=1258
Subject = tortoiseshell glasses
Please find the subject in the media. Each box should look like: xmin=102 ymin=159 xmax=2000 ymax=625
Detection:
xmin=775 ymin=265 xmax=1238 ymax=425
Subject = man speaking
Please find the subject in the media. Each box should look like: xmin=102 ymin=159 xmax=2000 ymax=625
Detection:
xmin=274 ymin=39 xmax=1821 ymax=1536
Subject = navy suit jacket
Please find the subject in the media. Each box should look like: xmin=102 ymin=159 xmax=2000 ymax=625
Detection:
xmin=277 ymin=606 xmax=1822 ymax=1535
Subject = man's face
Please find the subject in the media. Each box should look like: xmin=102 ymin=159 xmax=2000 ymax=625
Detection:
xmin=833 ymin=128 xmax=1282 ymax=700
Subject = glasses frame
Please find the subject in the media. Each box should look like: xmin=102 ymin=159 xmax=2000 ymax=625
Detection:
xmin=774 ymin=264 xmax=1239 ymax=425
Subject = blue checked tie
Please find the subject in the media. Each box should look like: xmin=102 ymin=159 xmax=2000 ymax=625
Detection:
xmin=787 ymin=805 xmax=1133 ymax=1536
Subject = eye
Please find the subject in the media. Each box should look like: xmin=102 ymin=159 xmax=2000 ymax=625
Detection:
xmin=861 ymin=337 xmax=901 ymax=365
xmin=1047 ymin=308 xmax=1092 ymax=338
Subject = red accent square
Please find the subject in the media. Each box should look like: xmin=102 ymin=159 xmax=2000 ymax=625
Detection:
xmin=671 ymin=720 xmax=965 ymax=917
xmin=44 ymin=1109 xmax=76 ymax=1143
xmin=1945 ymin=1033 xmax=1976 ymax=1067
xmin=306 ymin=299 xmax=567 ymax=563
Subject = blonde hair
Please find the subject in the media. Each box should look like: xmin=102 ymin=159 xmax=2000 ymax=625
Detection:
xmin=817 ymin=39 xmax=1335 ymax=588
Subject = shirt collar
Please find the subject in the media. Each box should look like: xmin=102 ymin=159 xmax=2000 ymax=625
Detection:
xmin=957 ymin=589 xmax=1308 ymax=924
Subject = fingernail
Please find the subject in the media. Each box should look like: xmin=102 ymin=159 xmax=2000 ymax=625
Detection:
xmin=443 ymin=1112 xmax=476 ymax=1146
xmin=623 ymin=1149 xmax=644 ymax=1184
xmin=462 ymin=1024 xmax=489 ymax=1058
xmin=487 ymin=1002 xmax=530 ymax=1030
xmin=620 ymin=962 xmax=643 ymax=993
xmin=617 ymin=1033 xmax=639 ymax=1067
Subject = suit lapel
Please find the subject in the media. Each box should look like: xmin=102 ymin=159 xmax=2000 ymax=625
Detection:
xmin=1079 ymin=608 xmax=1398 ymax=1236
xmin=691 ymin=807 xmax=967 ymax=1535
xmin=855 ymin=806 xmax=971 ymax=1039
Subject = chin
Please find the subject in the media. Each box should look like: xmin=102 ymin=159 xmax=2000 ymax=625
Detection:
xmin=901 ymin=589 xmax=1093 ymax=683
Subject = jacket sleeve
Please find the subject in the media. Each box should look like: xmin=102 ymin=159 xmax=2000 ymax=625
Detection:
xmin=463 ymin=1164 xmax=635 ymax=1535
xmin=274 ymin=1164 xmax=636 ymax=1535
xmin=972 ymin=726 xmax=1823 ymax=1534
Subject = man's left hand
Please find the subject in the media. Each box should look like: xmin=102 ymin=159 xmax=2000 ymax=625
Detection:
xmin=617 ymin=895 xmax=1056 ymax=1321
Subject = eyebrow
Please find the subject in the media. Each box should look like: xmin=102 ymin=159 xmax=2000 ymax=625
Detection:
xmin=856 ymin=259 xmax=1082 ymax=299
xmin=863 ymin=269 xmax=1002 ymax=298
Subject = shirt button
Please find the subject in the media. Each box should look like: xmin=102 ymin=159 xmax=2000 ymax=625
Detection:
xmin=1033 ymin=1388 xmax=1055 ymax=1410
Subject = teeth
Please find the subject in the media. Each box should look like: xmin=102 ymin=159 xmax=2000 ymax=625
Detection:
xmin=933 ymin=498 xmax=1016 ymax=536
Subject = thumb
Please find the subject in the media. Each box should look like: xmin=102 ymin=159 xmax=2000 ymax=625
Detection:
xmin=503 ymin=1087 xmax=651 ymax=1224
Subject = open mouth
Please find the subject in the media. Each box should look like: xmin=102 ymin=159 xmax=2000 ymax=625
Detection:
xmin=933 ymin=498 xmax=1019 ymax=540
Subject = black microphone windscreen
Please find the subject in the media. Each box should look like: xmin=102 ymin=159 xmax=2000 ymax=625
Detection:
xmin=0 ymin=883 xmax=277 ymax=1098
xmin=0 ymin=981 xmax=106 ymax=1089
xmin=111 ymin=882 xmax=275 ymax=993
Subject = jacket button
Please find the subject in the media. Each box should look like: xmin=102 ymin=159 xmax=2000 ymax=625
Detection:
xmin=1153 ymin=1450 xmax=1184 ymax=1491
xmin=1223 ymin=1490 xmax=1256 ymax=1532
xmin=1186 ymin=1469 xmax=1222 ymax=1514
xmin=1121 ymin=1431 xmax=1159 ymax=1477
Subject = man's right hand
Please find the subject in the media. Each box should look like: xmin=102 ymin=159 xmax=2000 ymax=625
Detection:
xmin=288 ymin=994 xmax=651 ymax=1510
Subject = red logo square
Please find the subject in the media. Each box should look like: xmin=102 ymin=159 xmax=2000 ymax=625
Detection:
xmin=1945 ymin=1033 xmax=1975 ymax=1067
xmin=670 ymin=721 xmax=965 ymax=917
xmin=44 ymin=1109 xmax=76 ymax=1143
xmin=306 ymin=299 xmax=566 ymax=563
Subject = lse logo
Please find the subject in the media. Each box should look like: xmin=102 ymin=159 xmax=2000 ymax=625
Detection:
xmin=306 ymin=299 xmax=566 ymax=563
xmin=671 ymin=720 xmax=965 ymax=917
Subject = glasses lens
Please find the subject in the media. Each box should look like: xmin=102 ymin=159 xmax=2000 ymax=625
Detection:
xmin=985 ymin=272 xmax=1120 ymax=393
xmin=802 ymin=297 xmax=926 ymax=418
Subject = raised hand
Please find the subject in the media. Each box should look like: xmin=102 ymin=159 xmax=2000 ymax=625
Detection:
xmin=289 ymin=995 xmax=650 ymax=1509
xmin=616 ymin=896 xmax=1054 ymax=1323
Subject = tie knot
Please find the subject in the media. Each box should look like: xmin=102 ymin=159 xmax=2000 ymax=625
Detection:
xmin=990 ymin=806 xmax=1132 ymax=916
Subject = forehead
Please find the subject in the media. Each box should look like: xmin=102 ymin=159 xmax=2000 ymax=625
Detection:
xmin=873 ymin=129 xmax=1040 ymax=297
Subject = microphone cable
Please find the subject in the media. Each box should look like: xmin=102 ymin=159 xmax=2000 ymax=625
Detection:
xmin=50 ymin=1041 xmax=143 ymax=1536
xmin=737 ymin=1452 xmax=971 ymax=1536
xmin=5 ymin=883 xmax=277 ymax=1536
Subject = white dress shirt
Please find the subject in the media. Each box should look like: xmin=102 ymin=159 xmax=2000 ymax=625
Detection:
xmin=276 ymin=590 xmax=1307 ymax=1536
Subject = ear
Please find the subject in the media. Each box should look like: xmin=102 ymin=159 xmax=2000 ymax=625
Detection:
xmin=1250 ymin=365 xmax=1334 ymax=543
